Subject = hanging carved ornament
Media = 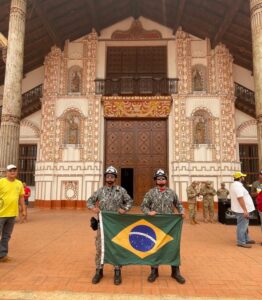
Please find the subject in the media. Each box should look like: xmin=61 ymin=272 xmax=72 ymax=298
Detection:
xmin=103 ymin=96 xmax=172 ymax=118
xmin=111 ymin=20 xmax=162 ymax=40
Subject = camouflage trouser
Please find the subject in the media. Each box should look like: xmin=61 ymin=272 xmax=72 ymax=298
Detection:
xmin=203 ymin=199 xmax=214 ymax=220
xmin=188 ymin=202 xmax=197 ymax=220
xmin=95 ymin=228 xmax=120 ymax=270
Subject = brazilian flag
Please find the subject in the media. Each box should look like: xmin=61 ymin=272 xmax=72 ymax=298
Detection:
xmin=100 ymin=212 xmax=183 ymax=266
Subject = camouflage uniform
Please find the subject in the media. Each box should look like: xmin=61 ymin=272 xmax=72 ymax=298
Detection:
xmin=141 ymin=187 xmax=184 ymax=215
xmin=217 ymin=187 xmax=229 ymax=201
xmin=140 ymin=169 xmax=185 ymax=284
xmin=250 ymin=180 xmax=262 ymax=197
xmin=200 ymin=182 xmax=216 ymax=222
xmin=186 ymin=183 xmax=198 ymax=224
xmin=87 ymin=185 xmax=133 ymax=268
xmin=141 ymin=185 xmax=185 ymax=284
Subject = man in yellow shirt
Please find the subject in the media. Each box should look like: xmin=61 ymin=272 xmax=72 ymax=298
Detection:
xmin=0 ymin=164 xmax=25 ymax=262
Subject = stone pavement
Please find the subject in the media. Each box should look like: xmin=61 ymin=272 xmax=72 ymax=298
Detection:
xmin=0 ymin=208 xmax=262 ymax=300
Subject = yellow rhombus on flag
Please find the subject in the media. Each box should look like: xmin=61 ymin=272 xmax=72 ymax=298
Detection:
xmin=111 ymin=219 xmax=173 ymax=259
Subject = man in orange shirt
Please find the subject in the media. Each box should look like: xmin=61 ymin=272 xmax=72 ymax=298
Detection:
xmin=0 ymin=164 xmax=25 ymax=262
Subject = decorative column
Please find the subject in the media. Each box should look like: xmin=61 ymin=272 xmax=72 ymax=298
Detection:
xmin=250 ymin=0 xmax=262 ymax=168
xmin=0 ymin=0 xmax=27 ymax=173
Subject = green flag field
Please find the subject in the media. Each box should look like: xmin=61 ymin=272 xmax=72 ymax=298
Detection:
xmin=100 ymin=212 xmax=183 ymax=266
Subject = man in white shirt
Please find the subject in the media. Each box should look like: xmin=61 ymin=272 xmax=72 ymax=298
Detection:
xmin=230 ymin=172 xmax=255 ymax=248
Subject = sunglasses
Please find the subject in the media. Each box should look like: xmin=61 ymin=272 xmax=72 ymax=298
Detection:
xmin=156 ymin=177 xmax=166 ymax=181
xmin=105 ymin=174 xmax=116 ymax=178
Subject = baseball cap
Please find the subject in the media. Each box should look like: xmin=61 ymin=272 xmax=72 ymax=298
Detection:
xmin=233 ymin=172 xmax=247 ymax=179
xmin=6 ymin=164 xmax=17 ymax=171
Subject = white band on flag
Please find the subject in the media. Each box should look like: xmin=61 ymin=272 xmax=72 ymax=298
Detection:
xmin=99 ymin=211 xmax=105 ymax=265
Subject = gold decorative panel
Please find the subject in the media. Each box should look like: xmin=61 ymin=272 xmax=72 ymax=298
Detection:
xmin=102 ymin=96 xmax=172 ymax=118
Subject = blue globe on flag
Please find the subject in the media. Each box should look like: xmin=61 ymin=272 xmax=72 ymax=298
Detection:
xmin=129 ymin=225 xmax=157 ymax=252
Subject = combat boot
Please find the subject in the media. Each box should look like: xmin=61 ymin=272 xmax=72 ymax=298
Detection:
xmin=190 ymin=219 xmax=195 ymax=225
xmin=148 ymin=267 xmax=159 ymax=282
xmin=171 ymin=266 xmax=186 ymax=284
xmin=114 ymin=268 xmax=122 ymax=285
xmin=92 ymin=268 xmax=103 ymax=284
xmin=193 ymin=219 xmax=199 ymax=224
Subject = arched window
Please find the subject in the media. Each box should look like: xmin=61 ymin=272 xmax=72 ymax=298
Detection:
xmin=192 ymin=110 xmax=211 ymax=144
xmin=192 ymin=64 xmax=207 ymax=92
xmin=64 ymin=111 xmax=81 ymax=144
xmin=68 ymin=66 xmax=82 ymax=94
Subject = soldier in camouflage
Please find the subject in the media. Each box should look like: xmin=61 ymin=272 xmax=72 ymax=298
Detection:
xmin=141 ymin=169 xmax=186 ymax=284
xmin=87 ymin=166 xmax=133 ymax=285
xmin=217 ymin=183 xmax=229 ymax=202
xmin=187 ymin=181 xmax=199 ymax=225
xmin=200 ymin=181 xmax=217 ymax=223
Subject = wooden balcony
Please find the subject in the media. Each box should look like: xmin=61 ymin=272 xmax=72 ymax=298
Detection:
xmin=95 ymin=77 xmax=179 ymax=96
xmin=0 ymin=82 xmax=256 ymax=123
xmin=234 ymin=82 xmax=255 ymax=118
xmin=0 ymin=84 xmax=42 ymax=124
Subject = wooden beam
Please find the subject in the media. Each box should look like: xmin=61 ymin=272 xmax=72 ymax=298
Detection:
xmin=31 ymin=0 xmax=63 ymax=48
xmin=223 ymin=32 xmax=252 ymax=50
xmin=211 ymin=0 xmax=243 ymax=48
xmin=173 ymin=0 xmax=186 ymax=34
xmin=84 ymin=0 xmax=100 ymax=35
xmin=130 ymin=0 xmax=140 ymax=19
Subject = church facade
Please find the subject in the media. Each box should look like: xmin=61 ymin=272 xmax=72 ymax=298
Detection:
xmin=1 ymin=17 xmax=257 ymax=207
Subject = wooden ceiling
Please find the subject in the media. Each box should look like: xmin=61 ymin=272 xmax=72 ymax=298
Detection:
xmin=0 ymin=0 xmax=253 ymax=85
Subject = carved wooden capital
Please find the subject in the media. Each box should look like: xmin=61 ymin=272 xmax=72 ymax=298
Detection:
xmin=250 ymin=0 xmax=262 ymax=31
xmin=1 ymin=114 xmax=20 ymax=124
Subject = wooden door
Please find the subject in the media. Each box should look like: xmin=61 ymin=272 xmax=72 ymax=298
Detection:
xmin=105 ymin=119 xmax=167 ymax=205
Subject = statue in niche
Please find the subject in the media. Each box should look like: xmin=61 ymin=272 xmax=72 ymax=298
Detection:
xmin=65 ymin=113 xmax=80 ymax=144
xmin=194 ymin=118 xmax=206 ymax=144
xmin=193 ymin=69 xmax=203 ymax=91
xmin=70 ymin=70 xmax=81 ymax=93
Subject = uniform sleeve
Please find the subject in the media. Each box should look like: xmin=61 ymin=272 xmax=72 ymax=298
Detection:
xmin=173 ymin=192 xmax=184 ymax=214
xmin=141 ymin=191 xmax=152 ymax=214
xmin=87 ymin=189 xmax=100 ymax=209
xmin=121 ymin=188 xmax=133 ymax=211
xmin=187 ymin=187 xmax=197 ymax=198
xmin=212 ymin=188 xmax=216 ymax=196
xmin=200 ymin=188 xmax=206 ymax=196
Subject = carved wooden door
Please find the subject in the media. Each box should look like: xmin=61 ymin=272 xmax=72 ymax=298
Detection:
xmin=105 ymin=119 xmax=167 ymax=205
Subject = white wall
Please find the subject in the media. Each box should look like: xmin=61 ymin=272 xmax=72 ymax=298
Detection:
xmin=233 ymin=64 xmax=254 ymax=91
xmin=0 ymin=66 xmax=44 ymax=99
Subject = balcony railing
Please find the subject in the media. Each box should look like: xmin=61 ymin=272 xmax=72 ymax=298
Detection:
xmin=234 ymin=82 xmax=255 ymax=118
xmin=95 ymin=77 xmax=179 ymax=96
xmin=21 ymin=84 xmax=42 ymax=119
xmin=0 ymin=82 xmax=256 ymax=123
